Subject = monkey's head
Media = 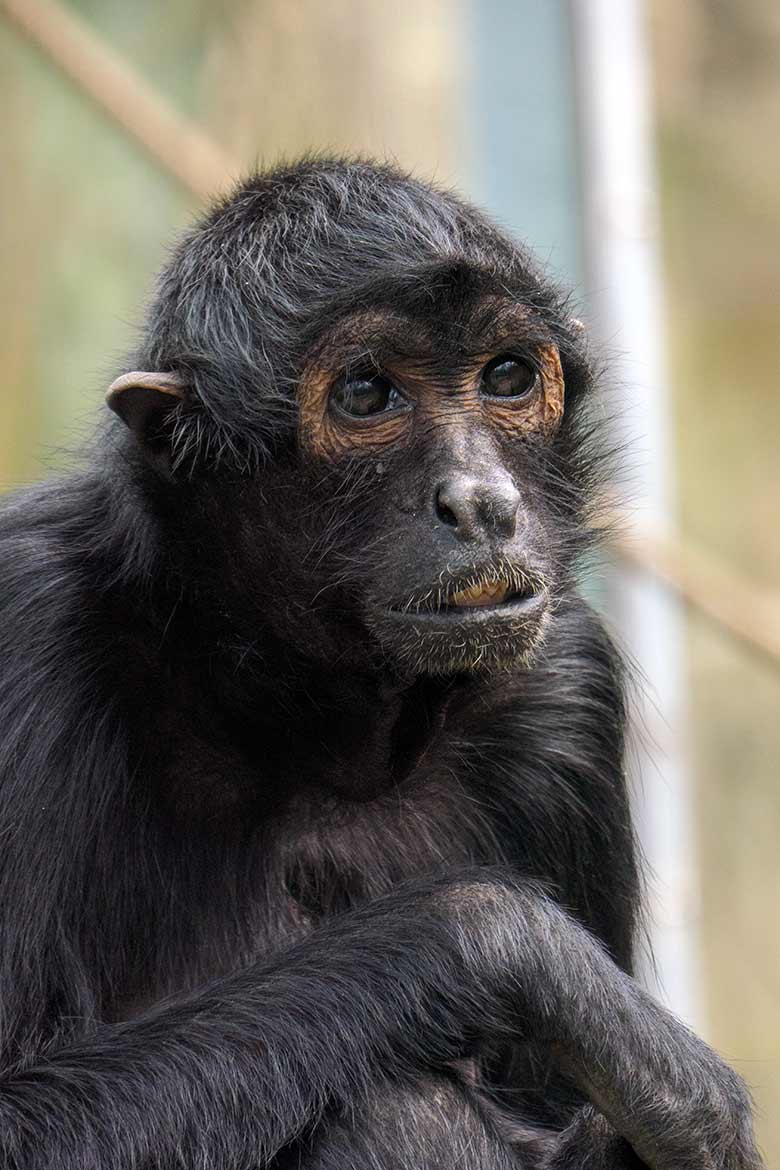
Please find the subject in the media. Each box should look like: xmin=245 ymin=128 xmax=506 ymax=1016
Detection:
xmin=107 ymin=159 xmax=601 ymax=678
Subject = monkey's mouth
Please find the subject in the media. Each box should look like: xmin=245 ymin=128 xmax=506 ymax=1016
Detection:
xmin=446 ymin=579 xmax=516 ymax=609
xmin=368 ymin=567 xmax=551 ymax=674
xmin=391 ymin=571 xmax=547 ymax=618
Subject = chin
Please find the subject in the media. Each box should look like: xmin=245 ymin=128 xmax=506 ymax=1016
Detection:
xmin=366 ymin=590 xmax=552 ymax=677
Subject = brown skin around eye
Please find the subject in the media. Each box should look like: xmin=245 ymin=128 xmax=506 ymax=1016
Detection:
xmin=482 ymin=344 xmax=565 ymax=435
xmin=410 ymin=344 xmax=565 ymax=440
xmin=297 ymin=308 xmax=418 ymax=461
xmin=298 ymin=365 xmax=413 ymax=460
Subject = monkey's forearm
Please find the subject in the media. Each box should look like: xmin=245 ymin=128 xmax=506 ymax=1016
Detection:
xmin=4 ymin=882 xmax=484 ymax=1168
xmin=0 ymin=885 xmax=471 ymax=1169
xmin=0 ymin=870 xmax=760 ymax=1170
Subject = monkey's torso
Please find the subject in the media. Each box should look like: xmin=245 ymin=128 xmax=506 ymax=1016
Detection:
xmin=108 ymin=592 xmax=633 ymax=1017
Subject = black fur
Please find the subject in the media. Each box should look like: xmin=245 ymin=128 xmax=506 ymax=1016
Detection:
xmin=0 ymin=158 xmax=761 ymax=1169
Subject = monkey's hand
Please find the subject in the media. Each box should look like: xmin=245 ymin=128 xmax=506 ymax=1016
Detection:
xmin=550 ymin=1026 xmax=759 ymax=1170
xmin=438 ymin=874 xmax=762 ymax=1170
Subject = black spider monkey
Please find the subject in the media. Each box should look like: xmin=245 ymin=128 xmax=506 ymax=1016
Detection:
xmin=0 ymin=158 xmax=761 ymax=1170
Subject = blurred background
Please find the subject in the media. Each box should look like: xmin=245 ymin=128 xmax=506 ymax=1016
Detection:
xmin=1 ymin=0 xmax=778 ymax=1157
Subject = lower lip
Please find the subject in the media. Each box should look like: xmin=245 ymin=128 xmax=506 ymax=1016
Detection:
xmin=386 ymin=590 xmax=548 ymax=628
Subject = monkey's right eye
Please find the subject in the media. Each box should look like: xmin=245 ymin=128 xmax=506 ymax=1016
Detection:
xmin=331 ymin=375 xmax=407 ymax=419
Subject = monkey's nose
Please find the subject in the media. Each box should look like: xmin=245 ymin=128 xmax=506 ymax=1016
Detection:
xmin=434 ymin=472 xmax=521 ymax=541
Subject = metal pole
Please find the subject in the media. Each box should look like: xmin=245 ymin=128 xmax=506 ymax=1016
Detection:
xmin=570 ymin=0 xmax=699 ymax=1024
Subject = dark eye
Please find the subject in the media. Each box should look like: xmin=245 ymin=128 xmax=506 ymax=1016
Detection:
xmin=482 ymin=355 xmax=537 ymax=399
xmin=331 ymin=374 xmax=406 ymax=418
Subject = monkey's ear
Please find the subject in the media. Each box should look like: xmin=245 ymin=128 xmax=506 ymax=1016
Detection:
xmin=106 ymin=371 xmax=185 ymax=444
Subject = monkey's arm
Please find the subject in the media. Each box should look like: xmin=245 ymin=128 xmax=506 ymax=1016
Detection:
xmin=0 ymin=871 xmax=760 ymax=1170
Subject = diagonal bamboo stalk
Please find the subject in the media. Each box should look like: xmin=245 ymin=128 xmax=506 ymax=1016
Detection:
xmin=0 ymin=0 xmax=238 ymax=201
xmin=616 ymin=522 xmax=780 ymax=670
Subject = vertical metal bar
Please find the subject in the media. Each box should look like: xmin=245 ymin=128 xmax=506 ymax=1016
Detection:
xmin=570 ymin=0 xmax=698 ymax=1024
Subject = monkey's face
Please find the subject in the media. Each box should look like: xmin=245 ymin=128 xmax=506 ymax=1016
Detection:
xmin=108 ymin=285 xmax=581 ymax=680
xmin=293 ymin=299 xmax=568 ymax=676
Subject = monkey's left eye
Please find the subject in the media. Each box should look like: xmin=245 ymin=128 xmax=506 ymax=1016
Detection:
xmin=331 ymin=374 xmax=407 ymax=418
xmin=482 ymin=355 xmax=538 ymax=399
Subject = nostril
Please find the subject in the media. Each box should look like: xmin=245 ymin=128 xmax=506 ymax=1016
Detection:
xmin=437 ymin=503 xmax=458 ymax=528
xmin=435 ymin=487 xmax=459 ymax=528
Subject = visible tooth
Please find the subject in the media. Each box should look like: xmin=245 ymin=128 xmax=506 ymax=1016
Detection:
xmin=450 ymin=581 xmax=509 ymax=608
